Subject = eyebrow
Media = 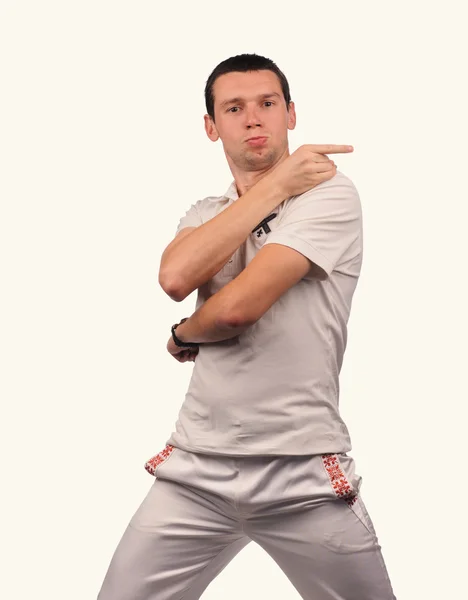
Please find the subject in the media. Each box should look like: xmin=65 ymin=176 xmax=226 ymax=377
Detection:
xmin=220 ymin=92 xmax=281 ymax=109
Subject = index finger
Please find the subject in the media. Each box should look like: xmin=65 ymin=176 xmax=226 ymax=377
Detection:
xmin=305 ymin=144 xmax=354 ymax=154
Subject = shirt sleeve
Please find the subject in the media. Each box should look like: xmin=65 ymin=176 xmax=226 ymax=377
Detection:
xmin=263 ymin=173 xmax=362 ymax=278
xmin=175 ymin=201 xmax=203 ymax=236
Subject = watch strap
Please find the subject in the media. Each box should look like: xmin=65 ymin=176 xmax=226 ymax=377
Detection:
xmin=171 ymin=318 xmax=200 ymax=348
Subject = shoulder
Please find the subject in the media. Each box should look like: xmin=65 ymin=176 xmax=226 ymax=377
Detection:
xmin=284 ymin=170 xmax=361 ymax=215
xmin=190 ymin=193 xmax=231 ymax=222
xmin=298 ymin=170 xmax=360 ymax=201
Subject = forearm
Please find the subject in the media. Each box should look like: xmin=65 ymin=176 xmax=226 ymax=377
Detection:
xmin=173 ymin=288 xmax=251 ymax=345
xmin=159 ymin=174 xmax=286 ymax=301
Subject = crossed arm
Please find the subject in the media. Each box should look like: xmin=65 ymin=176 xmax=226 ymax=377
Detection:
xmin=172 ymin=241 xmax=318 ymax=346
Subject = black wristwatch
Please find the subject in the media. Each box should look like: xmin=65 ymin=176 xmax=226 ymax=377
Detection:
xmin=171 ymin=318 xmax=200 ymax=348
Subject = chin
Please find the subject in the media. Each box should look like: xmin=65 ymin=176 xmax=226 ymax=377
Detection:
xmin=248 ymin=148 xmax=276 ymax=161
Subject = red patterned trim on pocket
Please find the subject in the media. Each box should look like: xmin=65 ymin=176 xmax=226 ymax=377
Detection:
xmin=144 ymin=444 xmax=175 ymax=476
xmin=321 ymin=453 xmax=358 ymax=507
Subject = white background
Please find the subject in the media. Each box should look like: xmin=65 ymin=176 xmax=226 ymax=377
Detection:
xmin=1 ymin=1 xmax=467 ymax=598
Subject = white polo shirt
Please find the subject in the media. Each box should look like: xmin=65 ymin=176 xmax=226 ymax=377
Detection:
xmin=166 ymin=171 xmax=363 ymax=456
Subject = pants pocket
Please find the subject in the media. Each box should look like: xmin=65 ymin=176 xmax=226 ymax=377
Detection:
xmin=144 ymin=444 xmax=177 ymax=477
xmin=321 ymin=453 xmax=360 ymax=505
xmin=352 ymin=494 xmax=377 ymax=538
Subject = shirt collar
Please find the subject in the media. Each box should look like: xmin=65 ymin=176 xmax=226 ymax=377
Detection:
xmin=208 ymin=180 xmax=239 ymax=202
xmin=224 ymin=180 xmax=239 ymax=200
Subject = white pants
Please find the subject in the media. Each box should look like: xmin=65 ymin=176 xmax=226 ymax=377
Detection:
xmin=97 ymin=445 xmax=397 ymax=600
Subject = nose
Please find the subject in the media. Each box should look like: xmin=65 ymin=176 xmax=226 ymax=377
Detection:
xmin=245 ymin=105 xmax=262 ymax=129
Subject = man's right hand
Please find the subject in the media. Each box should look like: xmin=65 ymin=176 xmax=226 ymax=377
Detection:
xmin=269 ymin=144 xmax=354 ymax=198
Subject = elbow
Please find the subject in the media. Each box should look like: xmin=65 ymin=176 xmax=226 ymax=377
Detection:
xmin=158 ymin=271 xmax=186 ymax=302
xmin=215 ymin=294 xmax=259 ymax=329
xmin=217 ymin=307 xmax=256 ymax=330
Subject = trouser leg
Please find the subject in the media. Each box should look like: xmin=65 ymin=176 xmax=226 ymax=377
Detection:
xmin=246 ymin=493 xmax=396 ymax=599
xmin=97 ymin=472 xmax=249 ymax=600
xmin=240 ymin=452 xmax=397 ymax=600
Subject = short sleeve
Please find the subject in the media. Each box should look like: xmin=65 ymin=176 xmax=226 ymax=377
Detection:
xmin=263 ymin=173 xmax=362 ymax=278
xmin=175 ymin=201 xmax=203 ymax=236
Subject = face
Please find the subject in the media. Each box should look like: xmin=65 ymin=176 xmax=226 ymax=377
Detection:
xmin=204 ymin=70 xmax=296 ymax=172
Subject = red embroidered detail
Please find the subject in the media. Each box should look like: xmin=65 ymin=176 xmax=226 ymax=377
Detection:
xmin=322 ymin=453 xmax=358 ymax=507
xmin=144 ymin=444 xmax=175 ymax=476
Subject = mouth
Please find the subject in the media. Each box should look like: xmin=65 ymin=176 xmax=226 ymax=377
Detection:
xmin=245 ymin=136 xmax=268 ymax=147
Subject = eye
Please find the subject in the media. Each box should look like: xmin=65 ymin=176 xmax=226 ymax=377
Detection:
xmin=227 ymin=106 xmax=240 ymax=113
xmin=264 ymin=101 xmax=274 ymax=107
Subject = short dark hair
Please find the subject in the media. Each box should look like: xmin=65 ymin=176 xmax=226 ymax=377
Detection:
xmin=204 ymin=53 xmax=292 ymax=121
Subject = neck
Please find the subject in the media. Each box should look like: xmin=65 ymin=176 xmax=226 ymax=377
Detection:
xmin=230 ymin=147 xmax=290 ymax=197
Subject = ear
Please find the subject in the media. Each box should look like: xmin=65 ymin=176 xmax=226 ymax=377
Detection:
xmin=287 ymin=101 xmax=297 ymax=131
xmin=204 ymin=114 xmax=219 ymax=142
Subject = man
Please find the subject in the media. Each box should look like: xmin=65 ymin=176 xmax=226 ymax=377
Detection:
xmin=98 ymin=53 xmax=397 ymax=600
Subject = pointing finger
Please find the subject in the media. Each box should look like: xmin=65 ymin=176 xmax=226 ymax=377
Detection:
xmin=305 ymin=144 xmax=353 ymax=154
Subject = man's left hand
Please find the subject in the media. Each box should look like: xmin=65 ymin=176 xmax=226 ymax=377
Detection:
xmin=167 ymin=336 xmax=199 ymax=363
